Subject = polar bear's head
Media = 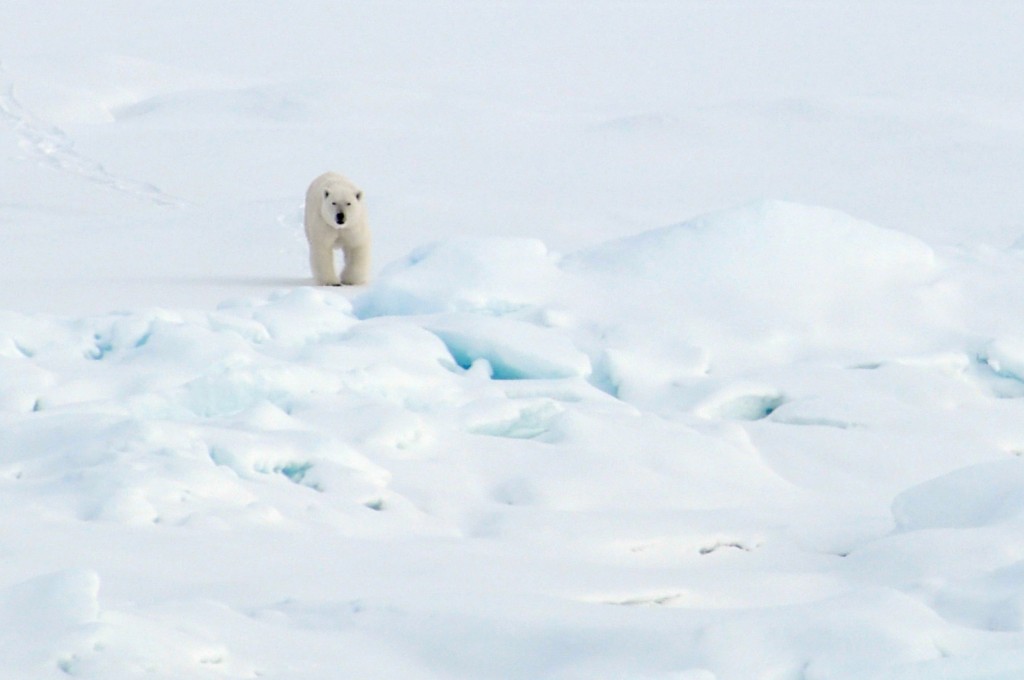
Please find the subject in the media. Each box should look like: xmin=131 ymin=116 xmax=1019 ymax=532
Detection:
xmin=319 ymin=181 xmax=364 ymax=229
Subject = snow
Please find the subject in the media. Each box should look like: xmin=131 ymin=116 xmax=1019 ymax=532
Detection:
xmin=4 ymin=2 xmax=1024 ymax=678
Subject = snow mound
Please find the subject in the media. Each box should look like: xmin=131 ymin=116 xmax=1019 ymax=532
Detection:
xmin=570 ymin=201 xmax=953 ymax=383
xmin=567 ymin=200 xmax=941 ymax=342
xmin=354 ymin=237 xmax=563 ymax=318
xmin=892 ymin=459 xmax=1024 ymax=531
xmin=570 ymin=200 xmax=936 ymax=285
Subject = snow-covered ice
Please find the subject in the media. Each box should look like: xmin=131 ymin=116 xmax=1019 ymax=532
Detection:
xmin=4 ymin=3 xmax=1024 ymax=679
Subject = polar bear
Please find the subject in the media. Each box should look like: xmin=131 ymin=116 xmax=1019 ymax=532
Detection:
xmin=304 ymin=172 xmax=372 ymax=285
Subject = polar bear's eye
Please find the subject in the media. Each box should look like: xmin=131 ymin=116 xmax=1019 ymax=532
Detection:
xmin=356 ymin=191 xmax=363 ymax=201
xmin=324 ymin=190 xmax=329 ymax=198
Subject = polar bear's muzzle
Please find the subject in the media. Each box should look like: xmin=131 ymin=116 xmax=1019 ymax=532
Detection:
xmin=335 ymin=211 xmax=346 ymax=226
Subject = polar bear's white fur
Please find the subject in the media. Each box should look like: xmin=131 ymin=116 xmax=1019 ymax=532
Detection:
xmin=304 ymin=172 xmax=372 ymax=285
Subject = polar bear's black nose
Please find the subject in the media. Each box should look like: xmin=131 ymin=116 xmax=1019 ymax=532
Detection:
xmin=335 ymin=212 xmax=346 ymax=225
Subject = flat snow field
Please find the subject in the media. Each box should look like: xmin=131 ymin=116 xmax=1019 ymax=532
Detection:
xmin=4 ymin=3 xmax=1024 ymax=679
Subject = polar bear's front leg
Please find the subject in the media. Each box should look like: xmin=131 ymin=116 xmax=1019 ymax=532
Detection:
xmin=309 ymin=241 xmax=340 ymax=286
xmin=340 ymin=244 xmax=371 ymax=285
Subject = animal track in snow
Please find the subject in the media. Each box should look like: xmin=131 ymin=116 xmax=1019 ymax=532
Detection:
xmin=0 ymin=60 xmax=185 ymax=207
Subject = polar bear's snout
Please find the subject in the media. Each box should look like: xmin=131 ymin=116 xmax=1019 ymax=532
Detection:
xmin=324 ymin=195 xmax=356 ymax=228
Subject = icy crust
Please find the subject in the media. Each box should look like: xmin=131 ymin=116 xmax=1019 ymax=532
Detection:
xmin=6 ymin=203 xmax=1024 ymax=677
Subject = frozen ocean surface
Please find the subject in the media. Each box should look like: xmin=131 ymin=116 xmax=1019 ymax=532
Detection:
xmin=3 ymin=3 xmax=1024 ymax=678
